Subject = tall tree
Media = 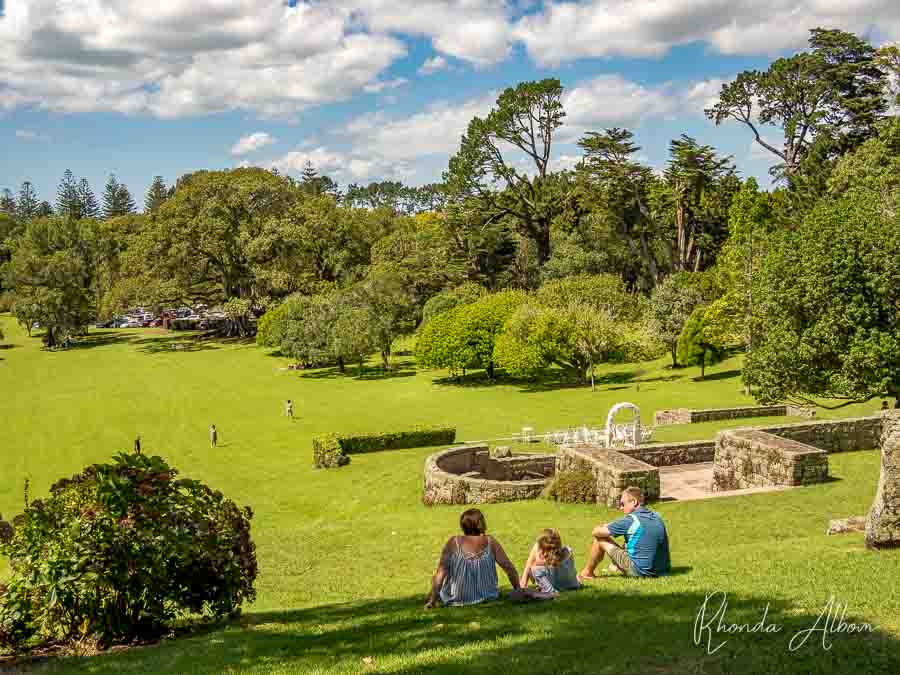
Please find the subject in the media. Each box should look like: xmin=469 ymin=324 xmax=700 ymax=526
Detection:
xmin=0 ymin=189 xmax=16 ymax=216
xmin=706 ymin=29 xmax=886 ymax=178
xmin=56 ymin=170 xmax=81 ymax=220
xmin=123 ymin=168 xmax=297 ymax=335
xmin=445 ymin=79 xmax=566 ymax=264
xmin=16 ymin=181 xmax=40 ymax=221
xmin=78 ymin=179 xmax=100 ymax=219
xmin=102 ymin=174 xmax=137 ymax=219
xmin=35 ymin=201 xmax=54 ymax=218
xmin=5 ymin=217 xmax=98 ymax=347
xmin=144 ymin=176 xmax=169 ymax=213
xmin=664 ymin=135 xmax=737 ymax=272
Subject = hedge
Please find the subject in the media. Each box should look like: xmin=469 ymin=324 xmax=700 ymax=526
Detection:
xmin=312 ymin=425 xmax=456 ymax=468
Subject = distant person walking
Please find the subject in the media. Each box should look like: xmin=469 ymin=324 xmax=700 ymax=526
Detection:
xmin=209 ymin=424 xmax=217 ymax=448
xmin=285 ymin=399 xmax=294 ymax=420
xmin=133 ymin=434 xmax=141 ymax=454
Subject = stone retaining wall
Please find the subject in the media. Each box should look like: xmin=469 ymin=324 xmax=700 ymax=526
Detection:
xmin=557 ymin=446 xmax=660 ymax=506
xmin=866 ymin=411 xmax=900 ymax=549
xmin=619 ymin=440 xmax=716 ymax=467
xmin=655 ymin=405 xmax=788 ymax=425
xmin=749 ymin=416 xmax=882 ymax=453
xmin=712 ymin=429 xmax=828 ymax=491
xmin=422 ymin=446 xmax=555 ymax=505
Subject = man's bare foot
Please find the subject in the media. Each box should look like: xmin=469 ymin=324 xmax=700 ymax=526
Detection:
xmin=577 ymin=570 xmax=599 ymax=582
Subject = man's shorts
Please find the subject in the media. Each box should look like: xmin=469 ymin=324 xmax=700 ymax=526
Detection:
xmin=607 ymin=545 xmax=642 ymax=577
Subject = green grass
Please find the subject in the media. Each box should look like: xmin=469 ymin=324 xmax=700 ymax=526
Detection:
xmin=1 ymin=315 xmax=898 ymax=674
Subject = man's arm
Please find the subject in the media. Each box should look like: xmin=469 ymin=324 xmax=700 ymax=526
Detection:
xmin=490 ymin=538 xmax=521 ymax=590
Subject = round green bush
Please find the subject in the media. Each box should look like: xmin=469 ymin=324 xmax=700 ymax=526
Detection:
xmin=0 ymin=453 xmax=257 ymax=652
xmin=542 ymin=469 xmax=598 ymax=503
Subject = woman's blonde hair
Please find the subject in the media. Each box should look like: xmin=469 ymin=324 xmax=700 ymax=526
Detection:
xmin=537 ymin=528 xmax=564 ymax=568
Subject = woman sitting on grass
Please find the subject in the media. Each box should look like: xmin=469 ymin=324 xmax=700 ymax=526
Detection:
xmin=425 ymin=508 xmax=523 ymax=608
xmin=520 ymin=529 xmax=581 ymax=594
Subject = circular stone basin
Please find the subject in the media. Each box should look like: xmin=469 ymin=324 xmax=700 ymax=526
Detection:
xmin=422 ymin=445 xmax=556 ymax=505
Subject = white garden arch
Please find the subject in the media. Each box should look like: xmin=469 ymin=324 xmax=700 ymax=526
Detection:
xmin=605 ymin=402 xmax=642 ymax=448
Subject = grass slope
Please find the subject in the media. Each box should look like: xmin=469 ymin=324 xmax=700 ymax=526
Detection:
xmin=1 ymin=315 xmax=898 ymax=674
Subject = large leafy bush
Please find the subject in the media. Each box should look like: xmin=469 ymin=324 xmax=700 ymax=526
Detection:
xmin=542 ymin=469 xmax=598 ymax=503
xmin=0 ymin=453 xmax=257 ymax=652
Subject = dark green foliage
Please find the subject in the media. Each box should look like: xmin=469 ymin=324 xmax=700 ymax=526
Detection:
xmin=144 ymin=176 xmax=168 ymax=213
xmin=15 ymin=182 xmax=40 ymax=221
xmin=676 ymin=307 xmax=725 ymax=379
xmin=542 ymin=469 xmax=598 ymax=503
xmin=312 ymin=426 xmax=456 ymax=469
xmin=0 ymin=453 xmax=257 ymax=652
xmin=102 ymin=174 xmax=137 ymax=219
xmin=311 ymin=433 xmax=349 ymax=469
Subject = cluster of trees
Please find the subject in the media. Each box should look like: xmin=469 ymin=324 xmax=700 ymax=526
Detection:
xmin=0 ymin=28 xmax=896 ymax=405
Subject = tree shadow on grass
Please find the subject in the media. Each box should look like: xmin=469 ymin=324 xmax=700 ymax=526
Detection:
xmin=44 ymin=589 xmax=900 ymax=674
xmin=298 ymin=362 xmax=417 ymax=381
xmin=67 ymin=332 xmax=134 ymax=350
xmin=134 ymin=335 xmax=223 ymax=355
xmin=0 ymin=343 xmax=17 ymax=350
xmin=692 ymin=369 xmax=742 ymax=382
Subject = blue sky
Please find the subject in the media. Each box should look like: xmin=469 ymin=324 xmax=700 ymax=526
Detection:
xmin=1 ymin=1 xmax=896 ymax=206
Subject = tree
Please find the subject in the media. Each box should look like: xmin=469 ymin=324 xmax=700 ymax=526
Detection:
xmin=876 ymin=43 xmax=900 ymax=108
xmin=144 ymin=176 xmax=169 ymax=213
xmin=78 ymin=178 xmax=100 ymax=219
xmin=123 ymin=168 xmax=297 ymax=335
xmin=35 ymin=201 xmax=53 ymax=218
xmin=445 ymin=79 xmax=565 ymax=264
xmin=16 ymin=182 xmax=40 ymax=221
xmin=5 ymin=217 xmax=98 ymax=347
xmin=56 ymin=170 xmax=81 ymax=220
xmin=572 ymin=306 xmax=621 ymax=391
xmin=676 ymin=306 xmax=725 ymax=380
xmin=0 ymin=189 xmax=16 ymax=216
xmin=648 ymin=273 xmax=706 ymax=367
xmin=299 ymin=162 xmax=340 ymax=198
xmin=416 ymin=290 xmax=526 ymax=380
xmin=743 ymin=126 xmax=900 ymax=407
xmin=331 ymin=306 xmax=375 ymax=376
xmin=536 ymin=273 xmax=642 ymax=321
xmin=706 ymin=29 xmax=886 ymax=178
xmin=421 ymin=282 xmax=487 ymax=326
xmin=353 ymin=270 xmax=414 ymax=370
xmin=570 ymin=128 xmax=663 ymax=290
xmin=494 ymin=302 xmax=584 ymax=381
xmin=102 ymin=174 xmax=136 ymax=219
xmin=664 ymin=135 xmax=737 ymax=272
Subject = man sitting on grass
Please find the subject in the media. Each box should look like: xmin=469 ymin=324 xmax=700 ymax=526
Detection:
xmin=578 ymin=486 xmax=671 ymax=580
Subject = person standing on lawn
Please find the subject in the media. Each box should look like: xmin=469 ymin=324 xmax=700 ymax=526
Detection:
xmin=578 ymin=486 xmax=671 ymax=580
xmin=285 ymin=399 xmax=294 ymax=420
xmin=209 ymin=424 xmax=217 ymax=448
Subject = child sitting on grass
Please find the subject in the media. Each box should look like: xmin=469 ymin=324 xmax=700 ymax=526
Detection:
xmin=520 ymin=529 xmax=582 ymax=594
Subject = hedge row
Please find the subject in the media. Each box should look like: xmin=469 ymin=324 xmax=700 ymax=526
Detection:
xmin=312 ymin=426 xmax=456 ymax=468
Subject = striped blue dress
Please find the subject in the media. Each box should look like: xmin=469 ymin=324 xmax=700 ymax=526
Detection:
xmin=439 ymin=536 xmax=500 ymax=606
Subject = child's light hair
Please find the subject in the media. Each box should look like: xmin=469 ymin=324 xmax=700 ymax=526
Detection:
xmin=537 ymin=528 xmax=564 ymax=568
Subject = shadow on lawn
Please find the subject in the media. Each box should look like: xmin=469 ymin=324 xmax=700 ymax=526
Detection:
xmin=49 ymin=589 xmax=900 ymax=674
xmin=692 ymin=369 xmax=742 ymax=382
xmin=67 ymin=332 xmax=134 ymax=350
xmin=298 ymin=362 xmax=418 ymax=381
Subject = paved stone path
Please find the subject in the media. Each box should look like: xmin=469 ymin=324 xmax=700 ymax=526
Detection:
xmin=659 ymin=462 xmax=794 ymax=502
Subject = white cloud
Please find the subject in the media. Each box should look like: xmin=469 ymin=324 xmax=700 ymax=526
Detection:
xmin=0 ymin=0 xmax=405 ymax=118
xmin=418 ymin=55 xmax=449 ymax=76
xmin=230 ymin=132 xmax=276 ymax=156
xmin=514 ymin=1 xmax=900 ymax=65
xmin=14 ymin=129 xmax=50 ymax=142
xmin=335 ymin=0 xmax=513 ymax=65
xmin=363 ymin=77 xmax=408 ymax=94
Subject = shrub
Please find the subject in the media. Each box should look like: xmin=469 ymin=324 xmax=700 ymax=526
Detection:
xmin=543 ymin=469 xmax=598 ymax=503
xmin=312 ymin=433 xmax=349 ymax=469
xmin=312 ymin=426 xmax=456 ymax=468
xmin=0 ymin=453 xmax=257 ymax=653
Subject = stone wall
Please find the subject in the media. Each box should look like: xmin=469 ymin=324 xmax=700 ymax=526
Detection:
xmin=655 ymin=405 xmax=788 ymax=425
xmin=751 ymin=416 xmax=882 ymax=453
xmin=866 ymin=411 xmax=900 ymax=549
xmin=712 ymin=429 xmax=828 ymax=492
xmin=556 ymin=446 xmax=660 ymax=506
xmin=422 ymin=446 xmax=555 ymax=505
xmin=620 ymin=440 xmax=716 ymax=467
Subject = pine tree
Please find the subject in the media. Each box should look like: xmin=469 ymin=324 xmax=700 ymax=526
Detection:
xmin=56 ymin=169 xmax=82 ymax=219
xmin=0 ymin=189 xmax=16 ymax=216
xmin=144 ymin=175 xmax=168 ymax=213
xmin=16 ymin=181 xmax=40 ymax=220
xmin=35 ymin=201 xmax=54 ymax=218
xmin=101 ymin=174 xmax=136 ymax=218
xmin=300 ymin=161 xmax=318 ymax=185
xmin=78 ymin=178 xmax=99 ymax=219
xmin=116 ymin=183 xmax=136 ymax=216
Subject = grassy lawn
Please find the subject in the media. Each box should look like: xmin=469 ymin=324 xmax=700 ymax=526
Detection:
xmin=1 ymin=314 xmax=898 ymax=674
